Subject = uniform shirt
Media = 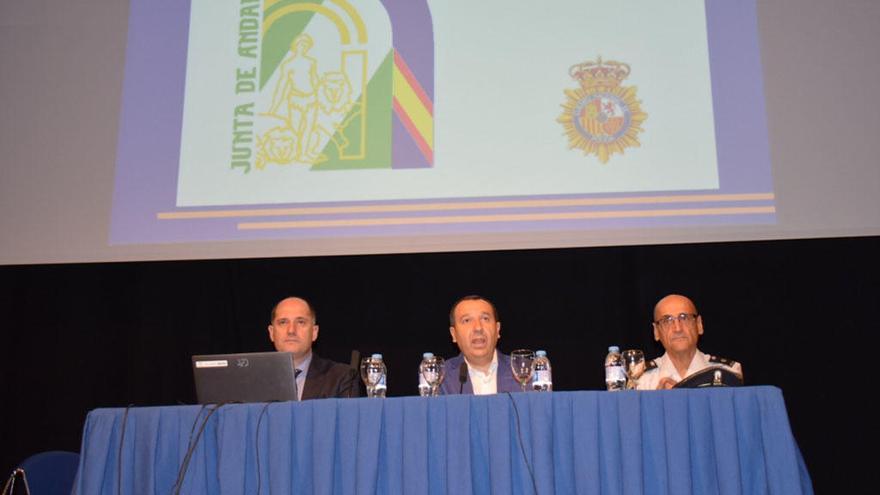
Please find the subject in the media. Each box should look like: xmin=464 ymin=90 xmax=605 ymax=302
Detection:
xmin=465 ymin=350 xmax=499 ymax=395
xmin=637 ymin=349 xmax=742 ymax=390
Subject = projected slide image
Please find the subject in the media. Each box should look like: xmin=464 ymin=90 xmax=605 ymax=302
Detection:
xmin=177 ymin=0 xmax=431 ymax=208
xmin=110 ymin=0 xmax=774 ymax=245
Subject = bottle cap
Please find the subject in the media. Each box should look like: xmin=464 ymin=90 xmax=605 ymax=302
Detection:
xmin=608 ymin=346 xmax=620 ymax=352
xmin=422 ymin=352 xmax=434 ymax=358
xmin=535 ymin=350 xmax=547 ymax=357
xmin=372 ymin=353 xmax=383 ymax=359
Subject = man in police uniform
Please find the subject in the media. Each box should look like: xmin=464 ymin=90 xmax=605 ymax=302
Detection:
xmin=637 ymin=294 xmax=742 ymax=390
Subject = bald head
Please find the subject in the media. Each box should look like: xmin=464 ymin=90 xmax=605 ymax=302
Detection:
xmin=653 ymin=294 xmax=698 ymax=321
xmin=270 ymin=296 xmax=315 ymax=324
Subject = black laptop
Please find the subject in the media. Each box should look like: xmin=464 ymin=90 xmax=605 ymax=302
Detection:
xmin=192 ymin=351 xmax=298 ymax=404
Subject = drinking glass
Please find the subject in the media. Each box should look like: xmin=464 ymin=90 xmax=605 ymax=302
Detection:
xmin=419 ymin=355 xmax=446 ymax=396
xmin=622 ymin=349 xmax=645 ymax=390
xmin=510 ymin=349 xmax=535 ymax=392
xmin=360 ymin=356 xmax=385 ymax=398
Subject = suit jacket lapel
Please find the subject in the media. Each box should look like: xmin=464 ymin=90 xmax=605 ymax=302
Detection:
xmin=498 ymin=353 xmax=518 ymax=393
xmin=461 ymin=359 xmax=474 ymax=394
xmin=301 ymin=354 xmax=328 ymax=401
xmin=452 ymin=355 xmax=474 ymax=394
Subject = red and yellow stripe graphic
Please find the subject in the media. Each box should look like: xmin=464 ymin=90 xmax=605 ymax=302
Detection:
xmin=392 ymin=50 xmax=434 ymax=164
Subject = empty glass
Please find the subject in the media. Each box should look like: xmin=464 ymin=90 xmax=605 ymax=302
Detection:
xmin=419 ymin=355 xmax=445 ymax=396
xmin=360 ymin=355 xmax=386 ymax=398
xmin=622 ymin=349 xmax=645 ymax=390
xmin=510 ymin=349 xmax=536 ymax=392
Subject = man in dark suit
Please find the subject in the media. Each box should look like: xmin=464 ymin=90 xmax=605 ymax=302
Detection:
xmin=268 ymin=296 xmax=359 ymax=400
xmin=440 ymin=295 xmax=520 ymax=395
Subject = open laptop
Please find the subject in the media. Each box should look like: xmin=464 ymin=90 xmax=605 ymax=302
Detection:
xmin=192 ymin=351 xmax=298 ymax=404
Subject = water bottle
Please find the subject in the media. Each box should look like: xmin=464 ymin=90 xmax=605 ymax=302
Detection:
xmin=370 ymin=353 xmax=387 ymax=398
xmin=531 ymin=350 xmax=553 ymax=392
xmin=418 ymin=352 xmax=433 ymax=396
xmin=605 ymin=346 xmax=626 ymax=391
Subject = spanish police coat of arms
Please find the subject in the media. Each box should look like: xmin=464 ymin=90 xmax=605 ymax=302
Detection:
xmin=558 ymin=56 xmax=647 ymax=163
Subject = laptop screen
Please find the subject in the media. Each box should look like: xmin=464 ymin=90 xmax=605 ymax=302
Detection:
xmin=192 ymin=351 xmax=298 ymax=404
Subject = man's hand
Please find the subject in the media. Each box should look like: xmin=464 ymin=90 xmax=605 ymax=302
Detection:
xmin=657 ymin=377 xmax=678 ymax=390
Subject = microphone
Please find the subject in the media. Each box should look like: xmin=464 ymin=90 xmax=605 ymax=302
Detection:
xmin=458 ymin=362 xmax=468 ymax=394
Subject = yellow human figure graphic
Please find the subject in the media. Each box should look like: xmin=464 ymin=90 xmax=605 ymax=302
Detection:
xmin=266 ymin=34 xmax=320 ymax=162
xmin=256 ymin=34 xmax=367 ymax=170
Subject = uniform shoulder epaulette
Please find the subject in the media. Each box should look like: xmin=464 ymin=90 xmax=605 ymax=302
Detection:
xmin=709 ymin=355 xmax=738 ymax=368
xmin=645 ymin=359 xmax=658 ymax=371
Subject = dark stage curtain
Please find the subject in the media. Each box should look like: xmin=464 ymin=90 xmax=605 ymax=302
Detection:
xmin=1 ymin=236 xmax=876 ymax=492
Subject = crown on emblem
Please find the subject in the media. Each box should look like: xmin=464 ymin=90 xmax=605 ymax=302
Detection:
xmin=569 ymin=56 xmax=631 ymax=89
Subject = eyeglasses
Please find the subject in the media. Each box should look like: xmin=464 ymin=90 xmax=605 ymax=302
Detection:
xmin=653 ymin=313 xmax=699 ymax=329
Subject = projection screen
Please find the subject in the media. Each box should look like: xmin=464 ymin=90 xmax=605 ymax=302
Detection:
xmin=1 ymin=0 xmax=878 ymax=265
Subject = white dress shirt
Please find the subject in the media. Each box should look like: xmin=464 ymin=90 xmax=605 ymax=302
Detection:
xmin=465 ymin=351 xmax=498 ymax=395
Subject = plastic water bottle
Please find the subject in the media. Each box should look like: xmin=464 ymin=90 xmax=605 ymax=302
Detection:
xmin=605 ymin=346 xmax=626 ymax=391
xmin=418 ymin=352 xmax=433 ymax=396
xmin=531 ymin=350 xmax=553 ymax=391
xmin=370 ymin=353 xmax=387 ymax=398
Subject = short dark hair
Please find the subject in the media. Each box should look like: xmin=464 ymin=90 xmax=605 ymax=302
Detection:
xmin=448 ymin=295 xmax=499 ymax=325
xmin=269 ymin=297 xmax=316 ymax=324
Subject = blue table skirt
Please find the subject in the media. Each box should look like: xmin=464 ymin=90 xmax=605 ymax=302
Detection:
xmin=73 ymin=386 xmax=812 ymax=495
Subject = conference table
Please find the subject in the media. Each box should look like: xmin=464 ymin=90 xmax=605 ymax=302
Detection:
xmin=73 ymin=386 xmax=812 ymax=494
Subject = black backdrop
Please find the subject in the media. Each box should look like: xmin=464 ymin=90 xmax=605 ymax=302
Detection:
xmin=2 ymin=236 xmax=877 ymax=491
